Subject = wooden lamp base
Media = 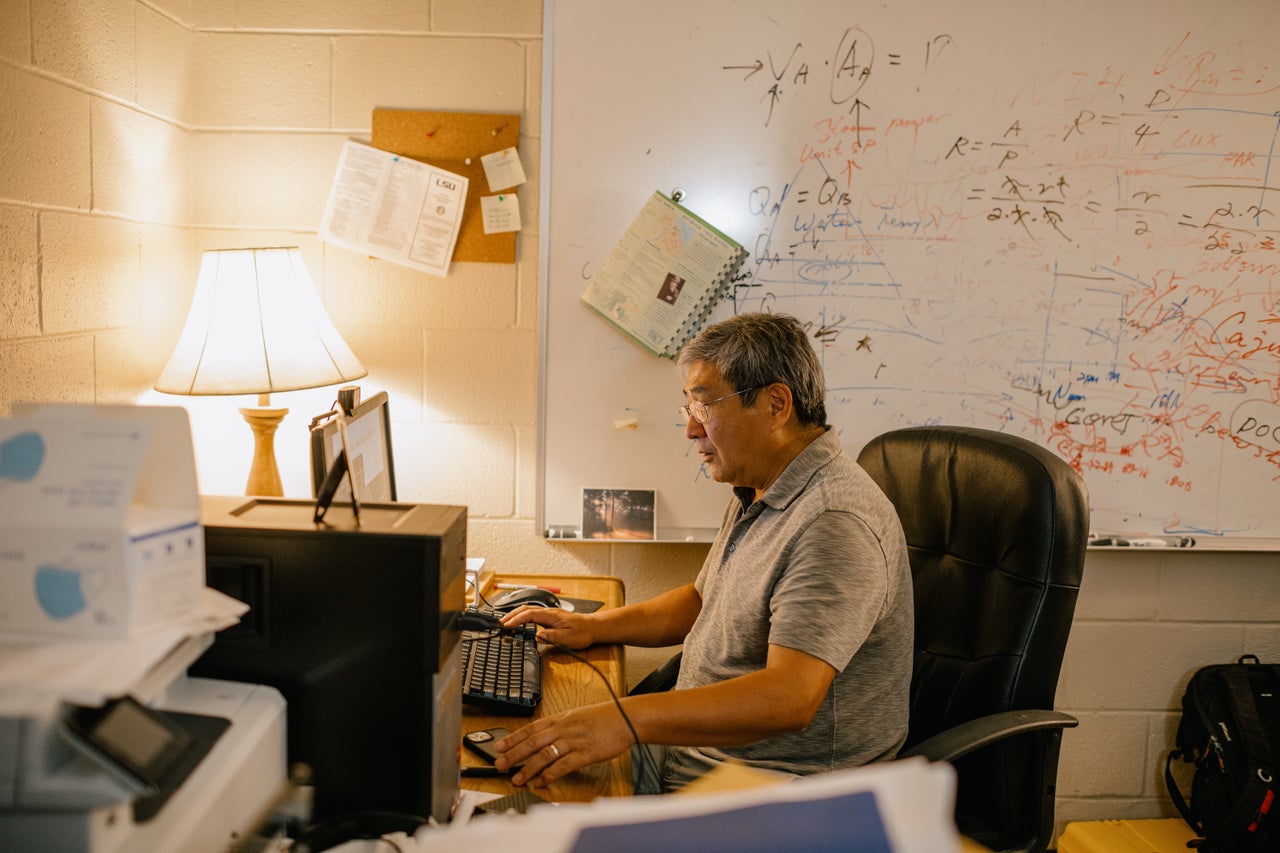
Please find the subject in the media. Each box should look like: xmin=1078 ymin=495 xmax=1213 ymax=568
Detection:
xmin=239 ymin=401 xmax=288 ymax=497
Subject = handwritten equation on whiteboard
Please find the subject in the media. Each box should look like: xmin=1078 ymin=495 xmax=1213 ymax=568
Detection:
xmin=710 ymin=25 xmax=1280 ymax=537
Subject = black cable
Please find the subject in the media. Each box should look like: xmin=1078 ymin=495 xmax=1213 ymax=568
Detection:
xmin=460 ymin=587 xmax=505 ymax=636
xmin=468 ymin=588 xmax=665 ymax=788
xmin=457 ymin=611 xmax=504 ymax=633
xmin=543 ymin=638 xmax=664 ymax=790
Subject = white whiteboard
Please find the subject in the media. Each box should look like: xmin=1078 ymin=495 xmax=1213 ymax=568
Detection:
xmin=537 ymin=0 xmax=1280 ymax=542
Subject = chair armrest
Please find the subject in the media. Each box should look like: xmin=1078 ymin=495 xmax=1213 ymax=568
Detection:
xmin=899 ymin=709 xmax=1079 ymax=763
xmin=627 ymin=651 xmax=683 ymax=696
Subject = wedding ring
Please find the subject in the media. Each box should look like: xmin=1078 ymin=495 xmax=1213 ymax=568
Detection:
xmin=548 ymin=743 xmax=561 ymax=760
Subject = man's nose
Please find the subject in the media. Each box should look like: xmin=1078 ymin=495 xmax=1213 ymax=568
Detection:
xmin=684 ymin=414 xmax=705 ymax=440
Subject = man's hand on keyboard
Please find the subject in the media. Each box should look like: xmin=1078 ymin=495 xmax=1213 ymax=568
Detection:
xmin=494 ymin=700 xmax=637 ymax=787
xmin=500 ymin=605 xmax=596 ymax=649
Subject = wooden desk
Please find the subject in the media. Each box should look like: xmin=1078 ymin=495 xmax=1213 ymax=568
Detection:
xmin=461 ymin=573 xmax=631 ymax=802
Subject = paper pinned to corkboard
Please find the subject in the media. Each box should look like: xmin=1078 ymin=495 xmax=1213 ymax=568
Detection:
xmin=371 ymin=108 xmax=521 ymax=265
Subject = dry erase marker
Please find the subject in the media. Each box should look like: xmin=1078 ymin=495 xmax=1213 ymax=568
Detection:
xmin=1131 ymin=537 xmax=1197 ymax=547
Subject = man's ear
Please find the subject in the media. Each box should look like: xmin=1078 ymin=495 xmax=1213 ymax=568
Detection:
xmin=766 ymin=382 xmax=793 ymax=420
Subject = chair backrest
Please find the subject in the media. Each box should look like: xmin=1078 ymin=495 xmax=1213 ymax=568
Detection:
xmin=856 ymin=425 xmax=1089 ymax=850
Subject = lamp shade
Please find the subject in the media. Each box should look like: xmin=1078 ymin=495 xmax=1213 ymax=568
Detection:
xmin=155 ymin=247 xmax=367 ymax=396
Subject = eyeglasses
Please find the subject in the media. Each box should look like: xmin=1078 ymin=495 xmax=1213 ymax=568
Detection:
xmin=678 ymin=387 xmax=760 ymax=424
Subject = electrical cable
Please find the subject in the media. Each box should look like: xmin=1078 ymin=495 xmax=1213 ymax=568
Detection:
xmin=544 ymin=638 xmax=664 ymax=788
xmin=469 ymin=586 xmax=663 ymax=788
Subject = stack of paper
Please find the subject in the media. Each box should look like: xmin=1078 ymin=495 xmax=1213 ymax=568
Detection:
xmin=417 ymin=757 xmax=960 ymax=852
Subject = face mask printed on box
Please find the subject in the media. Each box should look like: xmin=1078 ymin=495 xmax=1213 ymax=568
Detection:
xmin=34 ymin=565 xmax=105 ymax=621
xmin=0 ymin=431 xmax=45 ymax=482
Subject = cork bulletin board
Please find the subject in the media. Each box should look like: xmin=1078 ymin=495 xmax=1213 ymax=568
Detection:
xmin=371 ymin=108 xmax=522 ymax=264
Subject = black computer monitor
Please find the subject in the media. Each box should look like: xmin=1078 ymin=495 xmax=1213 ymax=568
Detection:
xmin=310 ymin=390 xmax=396 ymax=502
xmin=191 ymin=496 xmax=466 ymax=823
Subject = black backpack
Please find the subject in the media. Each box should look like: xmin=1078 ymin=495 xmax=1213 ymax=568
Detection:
xmin=1165 ymin=654 xmax=1280 ymax=852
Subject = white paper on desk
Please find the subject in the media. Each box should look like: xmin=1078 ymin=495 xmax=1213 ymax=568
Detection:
xmin=419 ymin=758 xmax=959 ymax=853
xmin=320 ymin=139 xmax=469 ymax=277
xmin=0 ymin=587 xmax=248 ymax=713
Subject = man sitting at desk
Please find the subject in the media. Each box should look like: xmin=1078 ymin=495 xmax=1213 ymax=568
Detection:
xmin=497 ymin=312 xmax=914 ymax=793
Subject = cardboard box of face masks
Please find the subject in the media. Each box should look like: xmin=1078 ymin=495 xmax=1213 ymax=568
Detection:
xmin=0 ymin=405 xmax=203 ymax=639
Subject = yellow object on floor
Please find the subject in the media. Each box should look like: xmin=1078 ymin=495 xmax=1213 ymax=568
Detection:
xmin=1058 ymin=818 xmax=1197 ymax=853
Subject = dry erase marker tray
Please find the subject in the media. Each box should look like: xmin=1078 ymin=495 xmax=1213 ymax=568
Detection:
xmin=1088 ymin=536 xmax=1195 ymax=548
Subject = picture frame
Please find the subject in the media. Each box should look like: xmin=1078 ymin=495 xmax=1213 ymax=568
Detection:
xmin=581 ymin=488 xmax=657 ymax=541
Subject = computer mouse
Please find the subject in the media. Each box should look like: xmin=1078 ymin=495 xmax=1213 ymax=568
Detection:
xmin=490 ymin=587 xmax=561 ymax=612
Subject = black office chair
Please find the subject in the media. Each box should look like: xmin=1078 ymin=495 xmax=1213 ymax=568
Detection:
xmin=856 ymin=425 xmax=1088 ymax=853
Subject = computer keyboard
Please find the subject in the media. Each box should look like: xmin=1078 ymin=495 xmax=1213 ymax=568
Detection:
xmin=461 ymin=617 xmax=542 ymax=716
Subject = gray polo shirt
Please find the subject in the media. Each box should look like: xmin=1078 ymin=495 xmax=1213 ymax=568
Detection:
xmin=665 ymin=428 xmax=913 ymax=787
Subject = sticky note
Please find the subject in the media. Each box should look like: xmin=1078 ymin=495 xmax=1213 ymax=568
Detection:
xmin=481 ymin=147 xmax=527 ymax=191
xmin=480 ymin=194 xmax=521 ymax=234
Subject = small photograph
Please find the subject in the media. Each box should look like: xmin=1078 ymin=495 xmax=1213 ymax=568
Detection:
xmin=581 ymin=488 xmax=657 ymax=540
xmin=655 ymin=272 xmax=685 ymax=305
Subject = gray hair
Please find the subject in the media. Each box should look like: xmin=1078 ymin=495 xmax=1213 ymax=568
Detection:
xmin=677 ymin=313 xmax=827 ymax=427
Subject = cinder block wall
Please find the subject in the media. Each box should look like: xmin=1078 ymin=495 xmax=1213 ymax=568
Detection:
xmin=2 ymin=1 xmax=1277 ymax=843
xmin=1 ymin=0 xmax=195 ymax=412
xmin=1056 ymin=550 xmax=1280 ymax=836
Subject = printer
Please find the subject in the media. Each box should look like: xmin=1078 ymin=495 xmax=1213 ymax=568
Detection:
xmin=0 ymin=636 xmax=288 ymax=853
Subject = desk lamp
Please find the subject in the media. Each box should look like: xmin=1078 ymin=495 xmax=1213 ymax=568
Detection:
xmin=154 ymin=247 xmax=367 ymax=496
